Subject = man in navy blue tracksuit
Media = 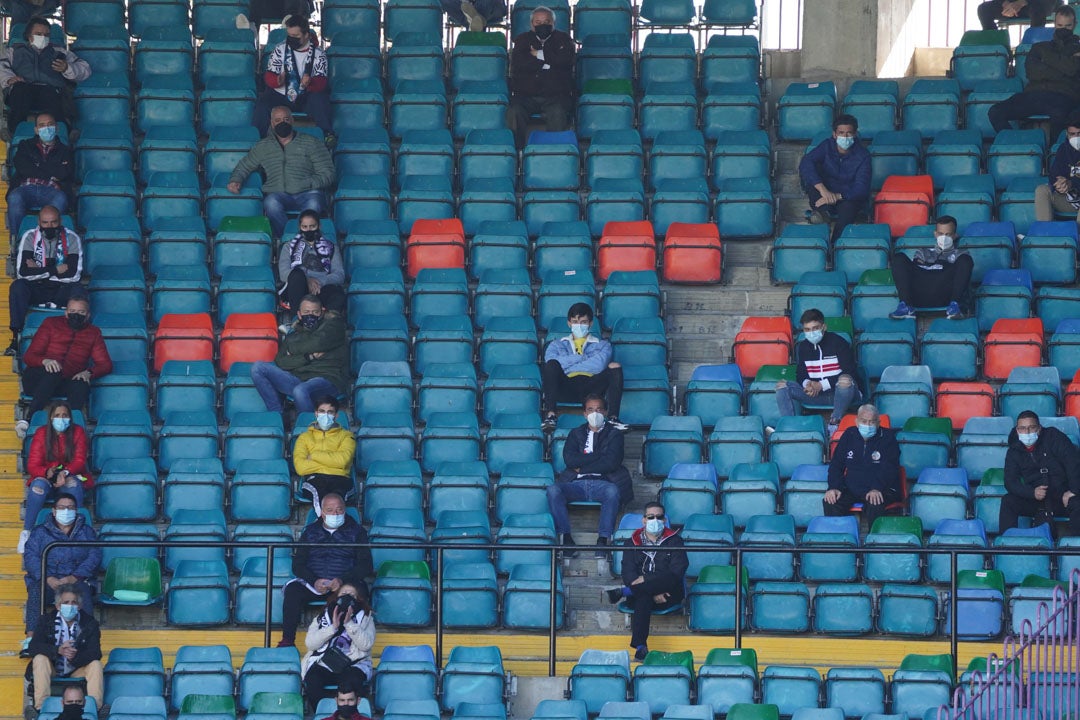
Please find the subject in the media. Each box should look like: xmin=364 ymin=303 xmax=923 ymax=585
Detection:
xmin=825 ymin=403 xmax=902 ymax=525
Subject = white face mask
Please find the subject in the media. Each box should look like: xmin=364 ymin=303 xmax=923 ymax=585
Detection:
xmin=586 ymin=411 xmax=606 ymax=429
xmin=55 ymin=508 xmax=76 ymax=526
xmin=1070 ymin=136 xmax=1080 ymax=151
xmin=30 ymin=34 xmax=49 ymax=50
xmin=836 ymin=135 xmax=855 ymax=150
xmin=324 ymin=513 xmax=345 ymax=529
xmin=570 ymin=323 xmax=589 ymax=339
xmin=645 ymin=518 xmax=664 ymax=535
xmin=936 ymin=234 xmax=954 ymax=251
xmin=804 ymin=329 xmax=823 ymax=345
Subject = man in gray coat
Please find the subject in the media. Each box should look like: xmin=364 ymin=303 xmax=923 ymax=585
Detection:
xmin=227 ymin=105 xmax=335 ymax=237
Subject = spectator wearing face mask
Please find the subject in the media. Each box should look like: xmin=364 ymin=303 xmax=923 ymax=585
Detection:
xmin=823 ymin=403 xmax=901 ymax=525
xmin=1037 ymin=114 xmax=1080 ymax=224
xmin=773 ymin=307 xmax=862 ymax=438
xmin=889 ymin=215 xmax=973 ymax=321
xmin=54 ymin=685 xmax=93 ymax=720
xmin=1001 ymin=410 xmax=1080 ymax=535
xmin=506 ymin=6 xmax=575 ymax=149
xmin=25 ymin=584 xmax=102 ymax=711
xmin=253 ymin=15 xmax=332 ymax=141
xmin=302 ymin=586 xmax=374 ymax=709
xmin=278 ymin=210 xmax=345 ymax=314
xmin=0 ymin=17 xmax=91 ymax=134
xmin=250 ymin=294 xmax=348 ymax=413
xmin=22 ymin=494 xmax=100 ymax=657
xmin=294 ymin=396 xmax=356 ymax=511
xmin=279 ymin=493 xmax=373 ymax=648
xmin=798 ymin=113 xmax=871 ymax=241
xmin=541 ymin=302 xmax=627 ymax=432
xmin=319 ymin=684 xmax=372 ymax=720
xmin=6 ymin=112 xmax=73 ymax=237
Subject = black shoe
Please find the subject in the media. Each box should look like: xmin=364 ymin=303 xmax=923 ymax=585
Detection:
xmin=542 ymin=413 xmax=557 ymax=431
xmin=634 ymin=644 xmax=648 ymax=662
xmin=605 ymin=587 xmax=624 ymax=604
xmin=559 ymin=533 xmax=578 ymax=558
xmin=594 ymin=536 xmax=610 ymax=559
xmin=4 ymin=339 xmax=17 ymax=357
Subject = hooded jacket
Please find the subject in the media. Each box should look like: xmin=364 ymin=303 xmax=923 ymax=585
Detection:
xmin=274 ymin=311 xmax=349 ymax=392
xmin=1003 ymin=425 xmax=1080 ymax=500
xmin=620 ymin=527 xmax=688 ymax=594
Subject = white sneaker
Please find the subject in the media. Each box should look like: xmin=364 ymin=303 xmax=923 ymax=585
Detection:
xmin=235 ymin=12 xmax=250 ymax=29
xmin=16 ymin=530 xmax=29 ymax=554
xmin=460 ymin=0 xmax=485 ymax=31
xmin=14 ymin=420 xmax=28 ymax=439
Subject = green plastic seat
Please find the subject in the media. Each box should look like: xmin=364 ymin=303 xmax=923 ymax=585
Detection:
xmin=100 ymin=557 xmax=164 ymax=605
xmin=180 ymin=694 xmax=237 ymax=714
xmin=1021 ymin=574 xmax=1067 ymax=589
xmin=752 ymin=365 xmax=797 ymax=384
xmin=966 ymin=656 xmax=1020 ymax=678
xmin=250 ymin=691 xmax=304 ymax=714
xmin=869 ymin=515 xmax=923 ymax=537
xmin=958 ymin=29 xmax=1010 ymax=49
xmin=643 ymin=650 xmax=695 ymax=680
xmin=899 ymin=653 xmax=954 ymax=676
xmin=858 ymin=268 xmax=895 ymax=286
xmin=218 ymin=215 xmax=272 ymax=236
xmin=823 ymin=316 xmax=854 ymax=339
xmin=957 ymin=569 xmax=1005 ymax=594
xmin=902 ymin=416 xmax=954 ymax=441
xmin=702 ymin=648 xmax=758 ymax=679
xmin=581 ymin=78 xmax=633 ymax=96
xmin=698 ymin=565 xmax=750 ymax=589
xmin=377 ymin=560 xmax=432 ymax=580
xmin=982 ymin=468 xmax=1005 ymax=486
xmin=455 ymin=31 xmax=508 ymax=47
xmin=727 ymin=704 xmax=779 ymax=720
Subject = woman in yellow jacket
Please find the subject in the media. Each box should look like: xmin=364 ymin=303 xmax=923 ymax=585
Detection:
xmin=294 ymin=396 xmax=357 ymax=513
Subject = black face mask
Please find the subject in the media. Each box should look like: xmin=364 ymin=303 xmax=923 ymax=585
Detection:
xmin=67 ymin=314 xmax=88 ymax=330
xmin=287 ymin=35 xmax=304 ymax=50
xmin=40 ymin=226 xmax=59 ymax=240
xmin=58 ymin=704 xmax=84 ymax=720
xmin=299 ymin=314 xmax=321 ymax=329
xmin=1055 ymin=27 xmax=1077 ymax=42
xmin=534 ymin=23 xmax=553 ymax=39
xmin=274 ymin=122 xmax=293 ymax=138
xmin=337 ymin=705 xmax=357 ymax=719
xmin=302 ymin=229 xmax=319 ymax=242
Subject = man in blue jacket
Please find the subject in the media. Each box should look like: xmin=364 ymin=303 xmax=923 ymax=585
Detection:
xmin=798 ymin=113 xmax=871 ymax=241
xmin=825 ymin=404 xmax=902 ymax=525
xmin=541 ymin=302 xmax=626 ymax=431
xmin=1036 ymin=114 xmax=1080 ymax=223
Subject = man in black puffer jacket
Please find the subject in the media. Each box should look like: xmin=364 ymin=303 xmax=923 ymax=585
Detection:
xmin=1001 ymin=410 xmax=1080 ymax=535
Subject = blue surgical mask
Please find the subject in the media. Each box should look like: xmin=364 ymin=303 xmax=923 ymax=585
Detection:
xmin=37 ymin=125 xmax=56 ymax=143
xmin=59 ymin=603 xmax=78 ymax=621
xmin=55 ymin=508 xmax=76 ymax=526
xmin=804 ymin=329 xmax=823 ymax=345
xmin=857 ymin=423 xmax=877 ymax=439
xmin=51 ymin=417 xmax=70 ymax=432
xmin=324 ymin=513 xmax=345 ymax=529
xmin=316 ymin=412 xmax=333 ymax=430
xmin=836 ymin=135 xmax=856 ymax=150
xmin=645 ymin=518 xmax=663 ymax=535
xmin=1019 ymin=431 xmax=1039 ymax=447
xmin=570 ymin=323 xmax=589 ymax=339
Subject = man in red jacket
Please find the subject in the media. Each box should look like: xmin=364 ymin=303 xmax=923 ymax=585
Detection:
xmin=17 ymin=292 xmax=111 ymax=438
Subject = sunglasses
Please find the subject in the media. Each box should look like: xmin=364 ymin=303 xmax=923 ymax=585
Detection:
xmin=644 ymin=514 xmax=664 ymax=520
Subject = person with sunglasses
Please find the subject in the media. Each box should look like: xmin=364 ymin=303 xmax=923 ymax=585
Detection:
xmin=605 ymin=501 xmax=687 ymax=661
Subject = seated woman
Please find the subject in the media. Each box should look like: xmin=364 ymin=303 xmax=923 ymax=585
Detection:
xmin=294 ymin=396 xmax=356 ymax=512
xmin=301 ymin=583 xmax=375 ymax=709
xmin=277 ymin=210 xmax=345 ymax=315
xmin=19 ymin=400 xmax=91 ymax=554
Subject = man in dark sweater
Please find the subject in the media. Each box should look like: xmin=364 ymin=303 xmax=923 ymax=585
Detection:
xmin=988 ymin=5 xmax=1080 ymax=143
xmin=0 ymin=17 xmax=91 ymax=134
xmin=889 ymin=215 xmax=973 ymax=320
xmin=797 ymin=113 xmax=871 ymax=241
xmin=825 ymin=403 xmax=902 ymax=525
xmin=280 ymin=493 xmax=373 ymax=647
xmin=1001 ymin=410 xmax=1080 ymax=535
xmin=775 ymin=308 xmax=861 ymax=436
xmin=506 ymin=5 xmax=575 ymax=148
xmin=6 ymin=112 xmax=73 ymax=236
xmin=1036 ymin=114 xmax=1080 ymax=223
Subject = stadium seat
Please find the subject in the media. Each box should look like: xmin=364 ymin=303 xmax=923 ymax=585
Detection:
xmin=872 ymin=364 xmax=934 ymax=427
xmin=868 ymin=130 xmax=922 ymax=192
xmin=153 ymin=313 xmax=213 ymax=372
xmin=812 ymin=582 xmax=874 ymax=635
xmin=988 ymin=129 xmax=1046 ymax=191
xmin=219 ymin=313 xmax=278 ymax=373
xmin=945 ymin=569 xmax=1006 ymax=639
xmin=374 ymin=646 xmax=438 ymax=710
xmin=983 ymin=317 xmax=1043 ymax=379
xmin=167 ymin=560 xmax=231 ymax=626
xmin=910 ymin=467 xmax=971 ymax=534
xmin=171 ymin=645 xmax=235 ymax=711
xmin=936 ymin=381 xmax=995 ymax=432
xmin=707 ymin=415 xmax=765 ymax=481
xmin=956 ymin=416 xmax=1015 ymax=481
xmin=502 ymin=565 xmax=565 ymax=630
xmin=999 ymin=366 xmax=1061 ymax=419
xmin=715 ymin=177 xmax=775 ymax=238
xmin=687 ymin=565 xmax=748 ymax=632
xmin=373 ymin=561 xmax=433 ymax=627
xmin=597 ymin=221 xmax=656 ymax=279
xmin=873 ymin=175 xmax=934 ymax=238
xmin=919 ymin=318 xmax=980 ymax=381
xmin=901 ymin=78 xmax=960 ymax=139
xmin=877 ymin=584 xmax=939 ymax=637
xmin=731 ymin=318 xmax=792 ymax=379
xmin=926 ymin=518 xmax=988 ymax=583
xmin=100 ymin=558 xmax=164 ymax=607
xmin=799 ymin=515 xmax=859 ymax=582
xmin=993 ymin=525 xmax=1053 ymax=585
xmin=576 ymin=80 xmax=635 ymax=140
xmin=777 ymin=82 xmax=836 ymax=141
xmin=701 ymin=34 xmax=759 ymax=85
xmin=1021 ymin=220 xmax=1078 ymax=284
xmin=951 ymin=29 xmax=1009 ymax=90
xmin=722 ymin=462 xmax=780 ymax=529
xmin=840 ymin=79 xmax=898 ymax=140
xmin=770 ymin=224 xmax=830 ymax=284
xmin=751 ymin=580 xmax=809 ymax=632
xmin=761 ymin=668 xmax=820 ymax=717
xmin=103 ymin=647 xmax=166 ymax=706
xmin=702 ymin=81 xmax=762 ymax=138
xmin=766 ymin=415 xmax=826 ymax=479
xmin=833 ymin=224 xmax=891 ymax=280
xmin=824 ymin=667 xmax=886 ymax=718
xmin=741 ymin=514 xmax=796 ymax=581
xmin=898 ymin=416 xmax=953 ymax=480
xmin=569 ymin=650 xmax=630 ymax=716
xmin=710 ymin=130 xmax=771 ymax=185
xmin=95 ymin=458 xmax=158 ymax=522
xmin=781 ymin=464 xmax=829 ymax=529
xmin=642 ymin=416 xmax=704 ymax=478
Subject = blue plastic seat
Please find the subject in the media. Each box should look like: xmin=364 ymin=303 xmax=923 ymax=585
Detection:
xmin=642 ymin=416 xmax=704 ymax=478
xmin=502 ymin=564 xmax=566 ymax=630
xmin=766 ymin=415 xmax=826 ymax=480
xmin=993 ymin=525 xmax=1053 ymax=585
xmin=975 ymin=268 xmax=1034 ymax=333
xmin=687 ymin=565 xmax=748 ymax=632
xmin=722 ymin=462 xmax=780 ymax=528
xmin=868 ymin=130 xmax=923 ymax=191
xmin=569 ymin=650 xmax=631 ymax=716
xmin=751 ymin=580 xmax=810 ymax=632
xmin=103 ymin=647 xmax=166 ymax=706
xmin=799 ymin=515 xmax=859 ymax=582
xmin=770 ymin=224 xmax=829 ymax=284
xmin=740 ymin=514 xmax=796 ymax=581
xmin=825 ymin=668 xmax=886 ymax=718
xmin=777 ymin=82 xmax=836 ymax=141
xmin=702 ymin=81 xmax=762 ymax=138
xmin=988 ymin=129 xmax=1046 ymax=191
xmin=375 ymin=646 xmax=438 ymax=710
xmin=878 ymin=583 xmax=939 ymax=637
xmin=762 ymin=667 xmax=820 ymax=718
xmin=902 ymin=78 xmax=961 ymax=140
xmin=715 ymin=176 xmax=775 ymax=238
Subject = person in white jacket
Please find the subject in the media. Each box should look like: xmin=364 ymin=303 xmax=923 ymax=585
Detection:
xmin=301 ymin=584 xmax=375 ymax=710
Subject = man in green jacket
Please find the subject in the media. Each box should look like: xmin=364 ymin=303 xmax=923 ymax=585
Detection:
xmin=251 ymin=295 xmax=348 ymax=413
xmin=227 ymin=105 xmax=335 ymax=237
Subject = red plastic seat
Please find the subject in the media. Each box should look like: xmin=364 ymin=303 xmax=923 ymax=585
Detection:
xmin=983 ymin=318 xmax=1044 ymax=380
xmin=732 ymin=316 xmax=794 ymax=378
xmin=662 ymin=222 xmax=722 ymax=284
xmin=936 ymin=381 xmax=996 ymax=431
xmin=406 ymin=218 xmax=465 ymax=278
xmin=880 ymin=174 xmax=935 ymax=200
xmin=153 ymin=313 xmax=214 ymax=372
xmin=597 ymin=221 xmax=656 ymax=280
xmin=219 ymin=312 xmax=279 ymax=373
xmin=1065 ymin=370 xmax=1080 ymax=419
xmin=874 ymin=175 xmax=935 ymax=238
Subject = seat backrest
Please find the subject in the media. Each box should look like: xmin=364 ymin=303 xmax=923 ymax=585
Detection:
xmin=1006 ymin=366 xmax=1061 ymax=386
xmin=880 ymin=174 xmax=934 ymax=200
xmin=868 ymin=515 xmax=922 ymax=537
xmin=917 ymin=467 xmax=969 ymax=487
xmin=878 ymin=364 xmax=933 ymax=386
xmin=933 ymin=518 xmax=987 ymax=543
xmin=379 ymin=645 xmax=436 ymax=665
xmin=805 ymin=515 xmax=860 ymax=542
xmin=788 ymin=464 xmax=829 ymax=483
xmin=690 ymin=363 xmax=744 ymax=386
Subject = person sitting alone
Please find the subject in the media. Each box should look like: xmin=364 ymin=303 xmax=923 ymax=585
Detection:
xmin=277 ymin=210 xmax=345 ymax=314
xmin=889 ymin=215 xmax=973 ymax=321
xmin=294 ymin=396 xmax=356 ymax=512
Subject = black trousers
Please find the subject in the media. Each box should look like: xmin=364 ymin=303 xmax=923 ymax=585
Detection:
xmin=806 ymin=186 xmax=862 ymax=242
xmin=299 ymin=473 xmax=354 ymax=509
xmin=890 ymin=253 xmax=974 ymax=308
xmin=282 ymin=579 xmax=369 ymax=641
xmin=9 ymin=279 xmax=74 ymax=333
xmin=999 ymin=491 xmax=1080 ymax=535
xmin=5 ymin=83 xmax=67 ymax=133
xmin=978 ymin=0 xmax=1053 ymax=29
xmin=507 ymin=94 xmax=572 ymax=149
xmin=541 ymin=360 xmax=623 ymax=417
xmin=988 ymin=90 xmax=1078 ymax=144
xmin=626 ymin=575 xmax=684 ymax=647
xmin=22 ymin=366 xmax=90 ymax=416
xmin=282 ymin=267 xmax=346 ymax=315
xmin=822 ymin=487 xmax=901 ymax=527
xmin=303 ymin=663 xmax=369 ymax=711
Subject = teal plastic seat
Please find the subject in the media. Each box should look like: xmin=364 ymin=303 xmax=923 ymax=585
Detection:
xmin=569 ymin=650 xmax=631 ymax=716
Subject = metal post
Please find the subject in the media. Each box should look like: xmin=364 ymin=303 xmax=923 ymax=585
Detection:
xmin=734 ymin=547 xmax=743 ymax=648
xmin=549 ymin=544 xmax=558 ymax=677
xmin=264 ymin=543 xmax=275 ymax=648
xmin=949 ymin=549 xmax=958 ymax=675
xmin=435 ymin=546 xmax=444 ymax=669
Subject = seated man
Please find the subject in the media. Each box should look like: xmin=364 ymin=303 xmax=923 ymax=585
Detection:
xmin=506 ymin=5 xmax=575 ymax=149
xmin=546 ymin=394 xmax=634 ymax=558
xmin=606 ymin=502 xmax=687 ymax=662
xmin=0 ymin=17 xmax=91 ymax=134
xmin=26 ymin=584 xmax=102 ymax=711
xmin=824 ymin=403 xmax=902 ymax=525
xmin=279 ymin=493 xmax=373 ymax=647
xmin=774 ymin=308 xmax=861 ymax=436
xmin=57 ymin=684 xmax=92 ymax=720
xmin=541 ymin=302 xmax=626 ymax=431
xmin=988 ymin=5 xmax=1080 ymax=143
xmin=251 ymin=295 xmax=347 ymax=413
xmin=797 ymin=113 xmax=871 ymax=241
xmin=16 ymin=292 xmax=111 ymax=438
xmin=1001 ymin=410 xmax=1080 ymax=535
xmin=228 ymin=105 xmax=335 ymax=238
xmin=254 ymin=15 xmax=332 ymax=140
xmin=441 ymin=0 xmax=506 ymax=32
xmin=889 ymin=215 xmax=973 ymax=320
xmin=1036 ymin=114 xmax=1080 ymax=224
xmin=294 ymin=396 xmax=356 ymax=511
xmin=7 ymin=112 xmax=73 ymax=236
xmin=319 ymin=684 xmax=371 ymax=720
xmin=978 ymin=0 xmax=1054 ymax=30
xmin=7 ymin=205 xmax=84 ymax=357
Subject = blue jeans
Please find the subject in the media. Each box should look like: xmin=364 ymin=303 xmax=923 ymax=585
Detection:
xmin=7 ymin=184 xmax=67 ymax=235
xmin=262 ymin=190 xmax=326 ymax=238
xmin=24 ymin=476 xmax=84 ymax=531
xmin=546 ymin=478 xmax=621 ymax=539
xmin=776 ymin=380 xmax=862 ymax=424
xmin=250 ymin=361 xmax=338 ymax=413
